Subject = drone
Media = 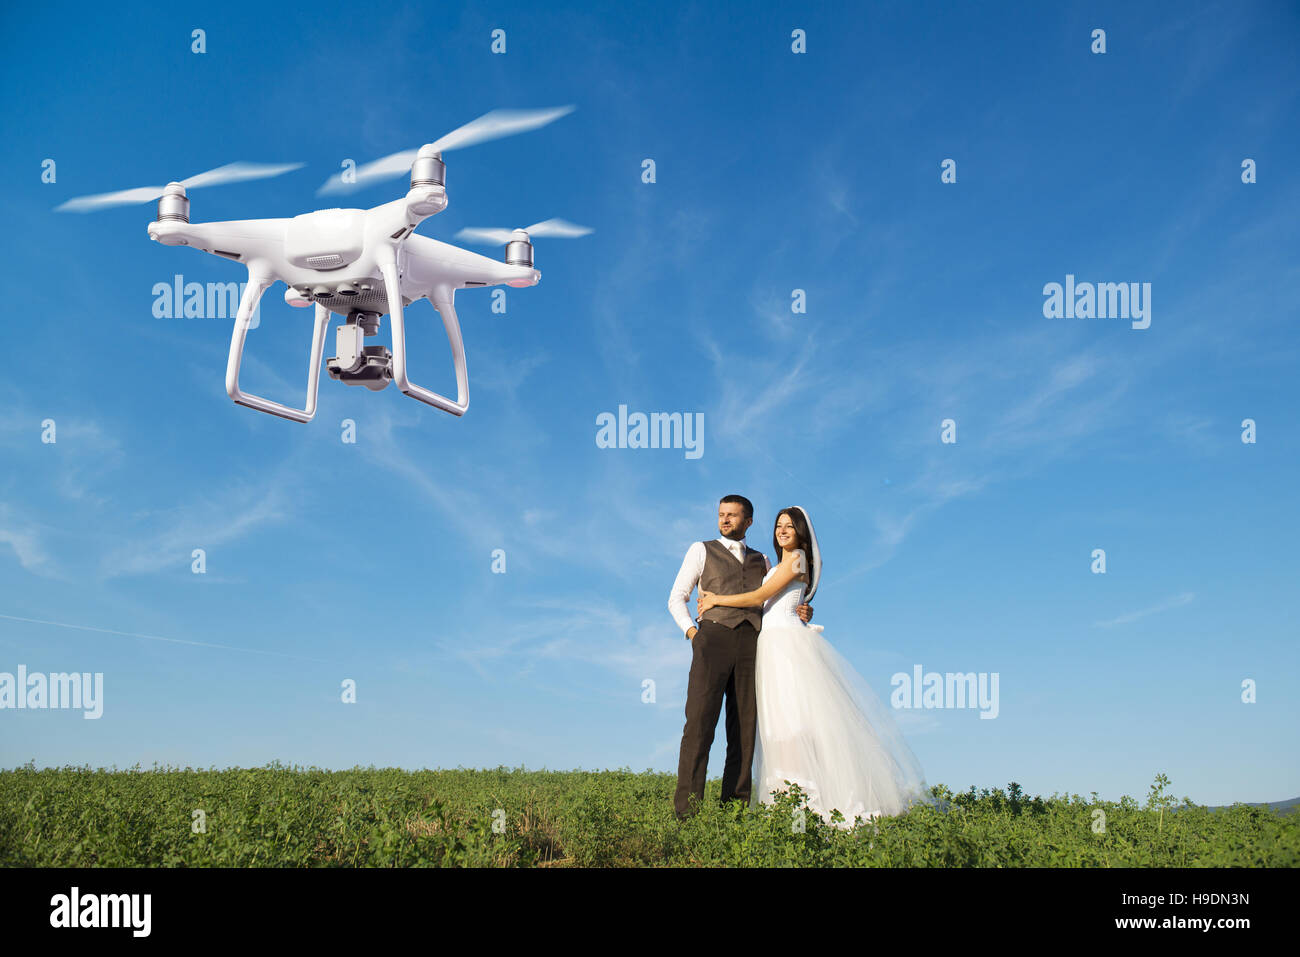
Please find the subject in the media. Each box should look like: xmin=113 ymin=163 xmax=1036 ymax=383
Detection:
xmin=55 ymin=106 xmax=591 ymax=422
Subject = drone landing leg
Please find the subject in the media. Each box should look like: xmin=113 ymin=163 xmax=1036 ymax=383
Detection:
xmin=380 ymin=259 xmax=469 ymax=416
xmin=225 ymin=279 xmax=331 ymax=423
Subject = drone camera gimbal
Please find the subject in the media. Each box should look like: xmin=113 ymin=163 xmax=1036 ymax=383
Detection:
xmin=326 ymin=311 xmax=393 ymax=391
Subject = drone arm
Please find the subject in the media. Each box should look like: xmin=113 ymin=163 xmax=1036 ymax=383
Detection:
xmin=379 ymin=254 xmax=469 ymax=416
xmin=225 ymin=274 xmax=331 ymax=423
xmin=404 ymin=184 xmax=448 ymax=226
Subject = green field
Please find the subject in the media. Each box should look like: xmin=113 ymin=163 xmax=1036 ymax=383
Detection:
xmin=1 ymin=764 xmax=1295 ymax=867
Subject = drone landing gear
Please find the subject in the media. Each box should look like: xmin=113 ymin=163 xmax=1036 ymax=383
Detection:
xmin=326 ymin=311 xmax=393 ymax=392
xmin=380 ymin=258 xmax=469 ymax=417
xmin=226 ymin=279 xmax=331 ymax=423
xmin=224 ymin=262 xmax=470 ymax=422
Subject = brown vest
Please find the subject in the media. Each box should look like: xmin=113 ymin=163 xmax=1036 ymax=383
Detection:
xmin=699 ymin=539 xmax=767 ymax=630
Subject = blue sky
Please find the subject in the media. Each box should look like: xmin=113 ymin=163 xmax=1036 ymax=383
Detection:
xmin=1 ymin=0 xmax=1297 ymax=807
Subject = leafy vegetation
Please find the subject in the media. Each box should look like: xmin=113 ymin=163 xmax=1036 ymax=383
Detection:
xmin=1 ymin=763 xmax=1295 ymax=867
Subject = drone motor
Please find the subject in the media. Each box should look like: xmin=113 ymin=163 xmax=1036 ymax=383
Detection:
xmin=504 ymin=229 xmax=534 ymax=268
xmin=156 ymin=183 xmax=189 ymax=224
xmin=410 ymin=146 xmax=446 ymax=189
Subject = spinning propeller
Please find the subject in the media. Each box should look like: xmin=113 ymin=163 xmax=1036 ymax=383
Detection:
xmin=318 ymin=105 xmax=575 ymax=195
xmin=454 ymin=219 xmax=593 ymax=270
xmin=454 ymin=219 xmax=594 ymax=246
xmin=54 ymin=162 xmax=305 ymax=213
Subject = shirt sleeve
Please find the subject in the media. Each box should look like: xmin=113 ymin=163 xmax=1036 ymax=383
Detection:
xmin=668 ymin=542 xmax=706 ymax=637
xmin=759 ymin=550 xmax=773 ymax=612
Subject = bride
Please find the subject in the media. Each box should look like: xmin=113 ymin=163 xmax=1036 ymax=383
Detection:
xmin=698 ymin=506 xmax=934 ymax=828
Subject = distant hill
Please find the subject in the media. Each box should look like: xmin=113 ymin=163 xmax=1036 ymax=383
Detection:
xmin=929 ymin=793 xmax=1300 ymax=816
xmin=1193 ymin=796 xmax=1299 ymax=815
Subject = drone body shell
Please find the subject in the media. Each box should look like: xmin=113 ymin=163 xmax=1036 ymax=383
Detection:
xmin=147 ymin=191 xmax=540 ymax=316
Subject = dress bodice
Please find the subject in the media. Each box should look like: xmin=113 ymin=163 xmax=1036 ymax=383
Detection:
xmin=762 ymin=566 xmax=808 ymax=625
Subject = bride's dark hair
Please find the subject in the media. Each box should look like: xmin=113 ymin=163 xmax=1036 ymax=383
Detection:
xmin=773 ymin=507 xmax=813 ymax=583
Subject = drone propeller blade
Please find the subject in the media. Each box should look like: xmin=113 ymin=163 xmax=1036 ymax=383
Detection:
xmin=454 ymin=227 xmax=519 ymax=245
xmin=317 ymin=150 xmax=421 ymax=196
xmin=318 ymin=105 xmax=574 ymax=195
xmin=428 ymin=105 xmax=574 ymax=154
xmin=455 ymin=219 xmax=594 ymax=246
xmin=55 ymin=161 xmax=304 ymax=213
xmin=55 ymin=186 xmax=168 ymax=213
xmin=180 ymin=161 xmax=305 ymax=190
xmin=524 ymin=218 xmax=593 ymax=238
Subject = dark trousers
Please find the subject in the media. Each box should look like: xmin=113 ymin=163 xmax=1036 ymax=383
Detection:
xmin=673 ymin=618 xmax=759 ymax=818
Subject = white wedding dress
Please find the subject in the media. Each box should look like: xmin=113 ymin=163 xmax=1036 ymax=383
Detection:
xmin=752 ymin=567 xmax=934 ymax=828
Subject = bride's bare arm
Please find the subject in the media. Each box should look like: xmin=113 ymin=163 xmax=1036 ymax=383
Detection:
xmin=701 ymin=550 xmax=805 ymax=612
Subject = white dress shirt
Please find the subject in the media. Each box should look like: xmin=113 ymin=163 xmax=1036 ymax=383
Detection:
xmin=667 ymin=537 xmax=772 ymax=637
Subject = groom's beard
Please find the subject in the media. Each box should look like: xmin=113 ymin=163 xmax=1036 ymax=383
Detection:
xmin=720 ymin=529 xmax=746 ymax=541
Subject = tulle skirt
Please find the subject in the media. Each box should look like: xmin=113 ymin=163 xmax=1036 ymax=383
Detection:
xmin=752 ymin=619 xmax=934 ymax=828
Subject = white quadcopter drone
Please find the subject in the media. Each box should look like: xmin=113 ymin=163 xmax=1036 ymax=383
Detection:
xmin=56 ymin=106 xmax=591 ymax=422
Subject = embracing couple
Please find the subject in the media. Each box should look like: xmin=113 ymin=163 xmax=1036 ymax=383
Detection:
xmin=668 ymin=494 xmax=933 ymax=827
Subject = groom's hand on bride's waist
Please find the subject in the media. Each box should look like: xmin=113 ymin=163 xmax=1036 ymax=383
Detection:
xmin=797 ymin=604 xmax=813 ymax=623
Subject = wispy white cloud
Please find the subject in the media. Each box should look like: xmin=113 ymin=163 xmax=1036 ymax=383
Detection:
xmin=710 ymin=336 xmax=816 ymax=445
xmin=1093 ymin=592 xmax=1195 ymax=629
xmin=1161 ymin=413 xmax=1218 ymax=454
xmin=98 ymin=481 xmax=291 ymax=579
xmin=357 ymin=404 xmax=508 ymax=546
xmin=587 ymin=193 xmax=655 ymax=378
xmin=1144 ymin=0 xmax=1251 ymax=104
xmin=0 ymin=612 xmax=332 ymax=663
xmin=439 ymin=601 xmax=691 ymax=706
xmin=0 ymin=412 xmax=126 ymax=576
xmin=0 ymin=515 xmax=50 ymax=573
xmin=0 ymin=408 xmax=124 ymax=508
xmin=700 ymin=312 xmax=1148 ymax=589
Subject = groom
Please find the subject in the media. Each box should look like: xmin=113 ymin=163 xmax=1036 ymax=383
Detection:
xmin=668 ymin=494 xmax=812 ymax=819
